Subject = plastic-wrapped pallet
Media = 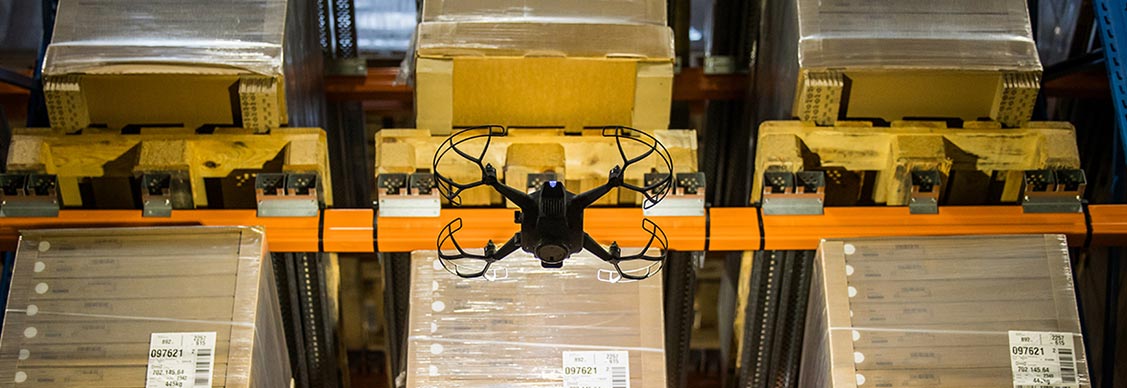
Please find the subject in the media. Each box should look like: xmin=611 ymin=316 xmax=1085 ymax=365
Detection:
xmin=45 ymin=0 xmax=285 ymax=76
xmin=800 ymin=235 xmax=1090 ymax=388
xmin=407 ymin=251 xmax=666 ymax=387
xmin=416 ymin=0 xmax=672 ymax=59
xmin=0 ymin=226 xmax=290 ymax=387
xmin=797 ymin=0 xmax=1040 ymax=70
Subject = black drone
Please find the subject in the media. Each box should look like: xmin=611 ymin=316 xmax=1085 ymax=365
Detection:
xmin=433 ymin=125 xmax=673 ymax=281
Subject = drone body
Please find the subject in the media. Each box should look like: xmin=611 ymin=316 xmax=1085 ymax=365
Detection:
xmin=434 ymin=126 xmax=670 ymax=280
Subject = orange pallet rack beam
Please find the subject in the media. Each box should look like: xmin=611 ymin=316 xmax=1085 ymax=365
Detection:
xmin=0 ymin=206 xmax=1123 ymax=252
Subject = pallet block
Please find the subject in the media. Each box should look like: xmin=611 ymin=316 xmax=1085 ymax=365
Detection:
xmin=6 ymin=127 xmax=331 ymax=209
xmin=751 ymin=121 xmax=1080 ymax=206
xmin=375 ymin=128 xmax=698 ymax=206
xmin=794 ymin=69 xmax=1040 ymax=128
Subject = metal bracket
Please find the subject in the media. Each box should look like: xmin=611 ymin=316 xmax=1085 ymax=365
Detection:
xmin=140 ymin=171 xmax=194 ymax=217
xmin=761 ymin=171 xmax=825 ymax=215
xmin=703 ymin=55 xmax=735 ymax=74
xmin=377 ymin=173 xmax=440 ymax=218
xmin=0 ymin=173 xmax=61 ymax=217
xmin=908 ymin=170 xmax=941 ymax=214
xmin=1021 ymin=169 xmax=1085 ymax=213
xmin=644 ymin=172 xmax=706 ymax=217
xmin=255 ymin=172 xmax=323 ymax=217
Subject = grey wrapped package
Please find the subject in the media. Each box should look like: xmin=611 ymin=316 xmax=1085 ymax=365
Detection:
xmin=800 ymin=235 xmax=1090 ymax=388
xmin=797 ymin=0 xmax=1040 ymax=71
xmin=0 ymin=227 xmax=290 ymax=387
xmin=407 ymin=251 xmax=666 ymax=387
xmin=45 ymin=0 xmax=286 ymax=76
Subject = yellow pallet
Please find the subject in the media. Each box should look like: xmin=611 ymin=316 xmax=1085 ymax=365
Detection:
xmin=375 ymin=128 xmax=697 ymax=206
xmin=751 ymin=120 xmax=1080 ymax=206
xmin=7 ymin=127 xmax=331 ymax=208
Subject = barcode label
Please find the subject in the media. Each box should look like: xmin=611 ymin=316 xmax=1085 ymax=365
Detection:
xmin=194 ymin=347 xmax=213 ymax=387
xmin=611 ymin=366 xmax=628 ymax=388
xmin=146 ymin=332 xmax=217 ymax=388
xmin=1009 ymin=331 xmax=1080 ymax=388
xmin=562 ymin=351 xmax=630 ymax=388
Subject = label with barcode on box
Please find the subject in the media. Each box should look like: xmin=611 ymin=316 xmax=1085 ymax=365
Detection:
xmin=1009 ymin=331 xmax=1080 ymax=388
xmin=562 ymin=351 xmax=630 ymax=388
xmin=146 ymin=332 xmax=216 ymax=388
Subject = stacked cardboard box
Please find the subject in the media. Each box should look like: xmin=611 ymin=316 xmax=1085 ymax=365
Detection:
xmin=0 ymin=227 xmax=289 ymax=387
xmin=407 ymin=251 xmax=666 ymax=387
xmin=800 ymin=235 xmax=1091 ymax=387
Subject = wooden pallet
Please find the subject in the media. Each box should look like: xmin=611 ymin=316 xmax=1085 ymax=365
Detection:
xmin=375 ymin=128 xmax=698 ymax=206
xmin=794 ymin=69 xmax=1040 ymax=128
xmin=6 ymin=127 xmax=331 ymax=209
xmin=751 ymin=120 xmax=1080 ymax=206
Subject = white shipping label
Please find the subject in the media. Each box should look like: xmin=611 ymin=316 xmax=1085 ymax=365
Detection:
xmin=146 ymin=332 xmax=217 ymax=388
xmin=562 ymin=351 xmax=630 ymax=388
xmin=1008 ymin=331 xmax=1080 ymax=388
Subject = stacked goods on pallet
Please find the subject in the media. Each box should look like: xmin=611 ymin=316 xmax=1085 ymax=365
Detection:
xmin=6 ymin=0 xmax=333 ymax=211
xmin=793 ymin=0 xmax=1041 ymax=126
xmin=43 ymin=0 xmax=289 ymax=132
xmin=413 ymin=0 xmax=674 ymax=135
xmin=0 ymin=227 xmax=290 ymax=387
xmin=406 ymin=251 xmax=666 ymax=387
xmin=800 ymin=235 xmax=1091 ymax=387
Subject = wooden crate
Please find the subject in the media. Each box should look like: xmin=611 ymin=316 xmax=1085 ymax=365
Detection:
xmin=794 ymin=69 xmax=1040 ymax=128
xmin=751 ymin=120 xmax=1080 ymax=206
xmin=375 ymin=128 xmax=698 ymax=206
xmin=6 ymin=127 xmax=332 ymax=209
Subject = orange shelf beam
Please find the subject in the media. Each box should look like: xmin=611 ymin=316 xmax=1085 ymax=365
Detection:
xmin=757 ymin=206 xmax=1089 ymax=251
xmin=0 ymin=210 xmax=319 ymax=252
xmin=372 ymin=208 xmax=706 ymax=253
xmin=0 ymin=206 xmax=1123 ymax=253
xmin=1090 ymin=204 xmax=1127 ymax=247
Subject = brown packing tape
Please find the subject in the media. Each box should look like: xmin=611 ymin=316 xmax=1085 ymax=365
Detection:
xmin=17 ymin=276 xmax=237 ymax=300
xmin=846 ymin=278 xmax=1055 ymax=303
xmin=28 ymin=256 xmax=240 ymax=279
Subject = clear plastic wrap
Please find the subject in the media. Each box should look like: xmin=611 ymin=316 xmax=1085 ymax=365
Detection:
xmin=800 ymin=235 xmax=1090 ymax=388
xmin=797 ymin=0 xmax=1041 ymax=71
xmin=421 ymin=0 xmax=666 ymax=25
xmin=415 ymin=0 xmax=673 ymax=58
xmin=407 ymin=251 xmax=666 ymax=387
xmin=44 ymin=0 xmax=286 ymax=76
xmin=0 ymin=226 xmax=291 ymax=387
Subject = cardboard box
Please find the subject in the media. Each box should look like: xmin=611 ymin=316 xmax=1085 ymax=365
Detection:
xmin=0 ymin=227 xmax=290 ymax=388
xmin=413 ymin=0 xmax=674 ymax=135
xmin=407 ymin=251 xmax=666 ymax=387
xmin=799 ymin=235 xmax=1092 ymax=387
